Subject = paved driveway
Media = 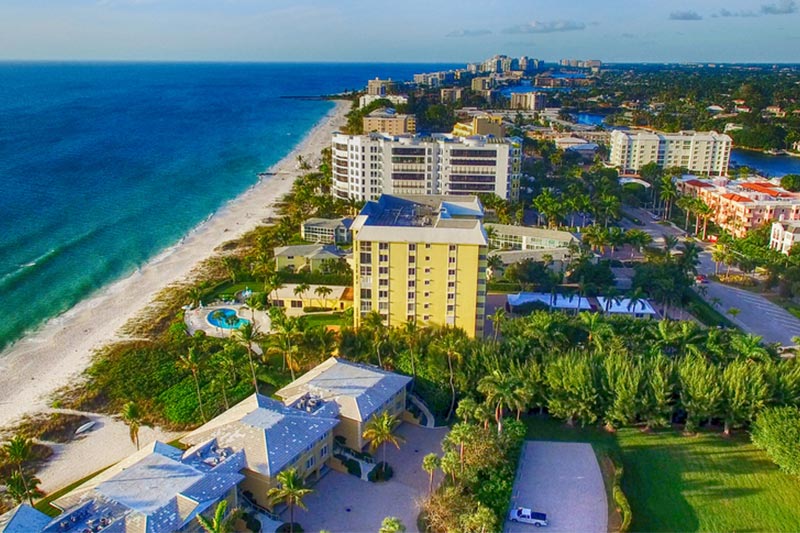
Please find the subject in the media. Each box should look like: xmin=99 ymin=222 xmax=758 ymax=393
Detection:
xmin=287 ymin=424 xmax=448 ymax=533
xmin=506 ymin=441 xmax=607 ymax=533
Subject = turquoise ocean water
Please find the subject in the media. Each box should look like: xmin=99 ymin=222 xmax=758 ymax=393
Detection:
xmin=0 ymin=62 xmax=457 ymax=351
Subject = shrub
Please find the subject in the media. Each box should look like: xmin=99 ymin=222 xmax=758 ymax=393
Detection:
xmin=368 ymin=462 xmax=394 ymax=482
xmin=341 ymin=457 xmax=361 ymax=477
xmin=612 ymin=459 xmax=632 ymax=532
xmin=302 ymin=306 xmax=331 ymax=313
xmin=277 ymin=524 xmax=303 ymax=533
xmin=751 ymin=406 xmax=800 ymax=476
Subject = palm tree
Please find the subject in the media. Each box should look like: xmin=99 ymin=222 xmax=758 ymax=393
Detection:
xmin=121 ymin=402 xmax=143 ymax=450
xmin=1 ymin=435 xmax=35 ymax=504
xmin=362 ymin=411 xmax=404 ymax=468
xmin=578 ymin=312 xmax=612 ymax=351
xmin=187 ymin=286 xmax=204 ymax=308
xmin=196 ymin=500 xmax=242 ymax=533
xmin=422 ymin=453 xmax=440 ymax=495
xmin=434 ymin=328 xmax=467 ymax=420
xmin=625 ymin=229 xmax=653 ymax=259
xmin=402 ymin=320 xmax=424 ymax=387
xmin=379 ymin=516 xmax=406 ymax=533
xmin=177 ymin=347 xmax=207 ymax=422
xmin=695 ymin=202 xmax=714 ymax=240
xmin=478 ymin=372 xmax=519 ymax=433
xmin=711 ymin=243 xmax=728 ymax=276
xmin=363 ymin=311 xmax=389 ymax=368
xmin=234 ymin=322 xmax=261 ymax=392
xmin=676 ymin=195 xmax=694 ymax=231
xmin=314 ymin=285 xmax=334 ymax=309
xmin=487 ymin=254 xmax=504 ymax=278
xmin=487 ymin=307 xmax=507 ymax=342
xmin=267 ymin=468 xmax=313 ymax=533
xmin=4 ymin=470 xmax=41 ymax=506
xmin=293 ymin=282 xmax=310 ymax=304
xmin=659 ymin=176 xmax=678 ymax=220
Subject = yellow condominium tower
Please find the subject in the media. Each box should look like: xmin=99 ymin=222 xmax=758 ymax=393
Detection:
xmin=351 ymin=195 xmax=488 ymax=338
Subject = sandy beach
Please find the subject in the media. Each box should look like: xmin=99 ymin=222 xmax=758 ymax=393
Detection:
xmin=0 ymin=99 xmax=348 ymax=488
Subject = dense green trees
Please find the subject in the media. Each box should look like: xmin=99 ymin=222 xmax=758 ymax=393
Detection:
xmin=752 ymin=407 xmax=800 ymax=476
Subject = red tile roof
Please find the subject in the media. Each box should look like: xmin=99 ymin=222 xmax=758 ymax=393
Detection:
xmin=721 ymin=193 xmax=753 ymax=203
xmin=683 ymin=179 xmax=714 ymax=188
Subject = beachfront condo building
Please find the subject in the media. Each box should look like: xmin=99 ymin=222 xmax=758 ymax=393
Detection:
xmin=367 ymin=77 xmax=397 ymax=96
xmin=351 ymin=195 xmax=488 ymax=338
xmin=362 ymin=108 xmax=416 ymax=135
xmin=609 ymin=129 xmax=732 ymax=176
xmin=331 ymin=132 xmax=521 ymax=202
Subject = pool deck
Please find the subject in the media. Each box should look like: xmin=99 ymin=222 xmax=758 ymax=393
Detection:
xmin=184 ymin=304 xmax=270 ymax=345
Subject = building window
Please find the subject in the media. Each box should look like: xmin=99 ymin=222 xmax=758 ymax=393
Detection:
xmin=424 ymin=279 xmax=430 ymax=286
xmin=448 ymin=269 xmax=456 ymax=276
xmin=379 ymin=242 xmax=389 ymax=250
xmin=320 ymin=445 xmax=328 ymax=458
xmin=449 ymin=245 xmax=456 ymax=251
xmin=379 ymin=290 xmax=389 ymax=299
xmin=379 ymin=254 xmax=389 ymax=262
xmin=448 ymin=257 xmax=456 ymax=264
xmin=360 ymin=252 xmax=372 ymax=264
xmin=409 ymin=243 xmax=416 ymax=251
xmin=425 ymin=256 xmax=430 ymax=261
xmin=305 ymin=456 xmax=315 ymax=469
xmin=425 ymin=243 xmax=431 ymax=249
xmin=408 ymin=280 xmax=415 ymax=288
xmin=408 ymin=268 xmax=416 ymax=276
xmin=408 ymin=291 xmax=415 ymax=300
xmin=379 ymin=266 xmax=389 ymax=275
xmin=424 ymin=268 xmax=431 ymax=274
xmin=291 ymin=300 xmax=303 ymax=308
xmin=408 ymin=255 xmax=415 ymax=263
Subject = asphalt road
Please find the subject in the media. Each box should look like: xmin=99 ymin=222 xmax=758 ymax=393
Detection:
xmin=505 ymin=441 xmax=607 ymax=533
xmin=622 ymin=207 xmax=800 ymax=346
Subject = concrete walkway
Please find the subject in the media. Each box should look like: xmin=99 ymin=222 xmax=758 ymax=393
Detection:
xmin=409 ymin=394 xmax=436 ymax=428
xmin=506 ymin=441 xmax=607 ymax=533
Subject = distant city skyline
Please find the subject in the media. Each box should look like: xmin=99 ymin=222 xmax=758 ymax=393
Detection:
xmin=1 ymin=0 xmax=799 ymax=63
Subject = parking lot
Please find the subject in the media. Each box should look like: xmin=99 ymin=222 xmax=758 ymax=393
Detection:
xmin=506 ymin=441 xmax=607 ymax=533
xmin=286 ymin=424 xmax=448 ymax=533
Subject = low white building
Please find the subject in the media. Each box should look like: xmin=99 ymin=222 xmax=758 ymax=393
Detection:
xmin=596 ymin=297 xmax=657 ymax=318
xmin=358 ymin=93 xmax=408 ymax=108
xmin=301 ymin=217 xmax=353 ymax=244
xmin=770 ymin=220 xmax=800 ymax=254
xmin=507 ymin=292 xmax=591 ymax=312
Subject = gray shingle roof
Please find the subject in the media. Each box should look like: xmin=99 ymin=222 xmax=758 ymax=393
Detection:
xmin=276 ymin=358 xmax=412 ymax=422
xmin=45 ymin=441 xmax=244 ymax=533
xmin=181 ymin=394 xmax=339 ymax=478
xmin=273 ymin=244 xmax=345 ymax=260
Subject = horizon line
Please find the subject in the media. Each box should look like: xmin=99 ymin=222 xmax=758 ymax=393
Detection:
xmin=2 ymin=59 xmax=800 ymax=66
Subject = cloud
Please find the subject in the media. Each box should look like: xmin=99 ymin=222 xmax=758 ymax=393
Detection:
xmin=445 ymin=28 xmax=491 ymax=38
xmin=621 ymin=32 xmax=637 ymax=39
xmin=713 ymin=8 xmax=759 ymax=17
xmin=761 ymin=0 xmax=797 ymax=14
xmin=503 ymin=20 xmax=586 ymax=34
xmin=669 ymin=10 xmax=703 ymax=20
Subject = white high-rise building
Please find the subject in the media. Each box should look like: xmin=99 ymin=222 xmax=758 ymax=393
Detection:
xmin=609 ymin=130 xmax=732 ymax=176
xmin=331 ymin=133 xmax=521 ymax=202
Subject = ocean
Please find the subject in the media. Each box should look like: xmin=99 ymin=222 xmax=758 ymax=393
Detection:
xmin=0 ymin=62 xmax=459 ymax=351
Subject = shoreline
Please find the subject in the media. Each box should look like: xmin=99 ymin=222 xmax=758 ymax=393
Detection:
xmin=0 ymin=99 xmax=350 ymax=431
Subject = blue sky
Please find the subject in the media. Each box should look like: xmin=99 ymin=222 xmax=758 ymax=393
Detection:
xmin=1 ymin=0 xmax=799 ymax=62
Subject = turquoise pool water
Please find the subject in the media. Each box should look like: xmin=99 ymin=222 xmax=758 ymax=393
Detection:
xmin=207 ymin=308 xmax=249 ymax=329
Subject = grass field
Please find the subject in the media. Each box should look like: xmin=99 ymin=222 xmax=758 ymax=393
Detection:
xmin=524 ymin=416 xmax=800 ymax=532
xmin=302 ymin=312 xmax=346 ymax=328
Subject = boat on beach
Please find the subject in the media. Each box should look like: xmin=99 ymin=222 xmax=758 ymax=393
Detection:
xmin=74 ymin=421 xmax=96 ymax=435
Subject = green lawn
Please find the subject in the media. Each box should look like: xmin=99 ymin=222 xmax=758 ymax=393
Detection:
xmin=524 ymin=416 xmax=800 ymax=532
xmin=302 ymin=312 xmax=346 ymax=328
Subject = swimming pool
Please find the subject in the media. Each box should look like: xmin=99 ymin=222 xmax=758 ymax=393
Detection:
xmin=207 ymin=308 xmax=250 ymax=329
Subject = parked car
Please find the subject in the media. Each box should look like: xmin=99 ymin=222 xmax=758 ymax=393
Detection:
xmin=695 ymin=274 xmax=709 ymax=284
xmin=650 ymin=212 xmax=661 ymax=221
xmin=509 ymin=507 xmax=549 ymax=527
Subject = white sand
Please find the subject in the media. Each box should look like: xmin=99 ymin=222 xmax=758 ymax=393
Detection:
xmin=35 ymin=409 xmax=183 ymax=493
xmin=0 ymin=100 xmax=349 ymax=433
